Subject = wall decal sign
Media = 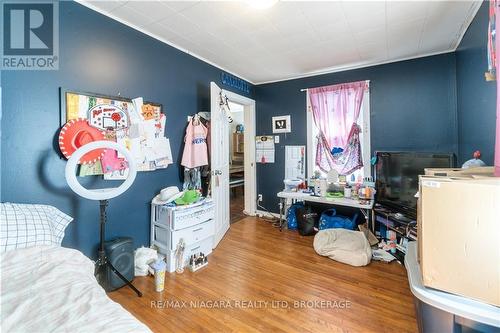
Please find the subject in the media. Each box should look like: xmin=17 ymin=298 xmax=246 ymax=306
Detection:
xmin=221 ymin=72 xmax=250 ymax=94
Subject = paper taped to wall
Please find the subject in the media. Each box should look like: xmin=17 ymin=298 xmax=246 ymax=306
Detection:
xmin=285 ymin=145 xmax=306 ymax=179
xmin=256 ymin=136 xmax=275 ymax=163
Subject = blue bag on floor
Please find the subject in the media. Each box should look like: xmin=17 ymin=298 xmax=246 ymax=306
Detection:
xmin=319 ymin=209 xmax=358 ymax=230
xmin=286 ymin=202 xmax=304 ymax=230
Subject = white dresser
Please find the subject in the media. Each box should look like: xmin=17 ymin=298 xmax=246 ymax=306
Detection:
xmin=151 ymin=198 xmax=215 ymax=272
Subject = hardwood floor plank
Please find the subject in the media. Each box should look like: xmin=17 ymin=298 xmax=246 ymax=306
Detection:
xmin=109 ymin=217 xmax=417 ymax=333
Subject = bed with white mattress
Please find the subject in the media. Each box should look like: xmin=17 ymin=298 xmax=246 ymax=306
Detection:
xmin=0 ymin=246 xmax=151 ymax=333
xmin=0 ymin=203 xmax=151 ymax=333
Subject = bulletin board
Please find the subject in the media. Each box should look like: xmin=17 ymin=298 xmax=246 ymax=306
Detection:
xmin=59 ymin=89 xmax=172 ymax=178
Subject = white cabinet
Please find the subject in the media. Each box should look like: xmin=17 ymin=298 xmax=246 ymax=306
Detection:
xmin=151 ymin=199 xmax=215 ymax=272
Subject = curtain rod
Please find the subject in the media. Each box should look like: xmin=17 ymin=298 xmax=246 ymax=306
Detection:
xmin=300 ymin=80 xmax=370 ymax=92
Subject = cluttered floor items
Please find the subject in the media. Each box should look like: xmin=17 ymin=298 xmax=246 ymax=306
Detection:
xmin=289 ymin=205 xmax=399 ymax=266
xmin=282 ymin=172 xmax=400 ymax=266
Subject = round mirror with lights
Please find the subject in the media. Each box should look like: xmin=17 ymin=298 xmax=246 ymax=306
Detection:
xmin=64 ymin=140 xmax=137 ymax=200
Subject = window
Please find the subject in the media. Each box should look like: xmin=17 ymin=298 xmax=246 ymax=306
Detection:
xmin=306 ymin=87 xmax=370 ymax=180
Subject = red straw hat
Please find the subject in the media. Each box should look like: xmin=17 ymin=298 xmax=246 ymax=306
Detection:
xmin=59 ymin=118 xmax=106 ymax=164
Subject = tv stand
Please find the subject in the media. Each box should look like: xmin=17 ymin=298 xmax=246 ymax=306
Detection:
xmin=373 ymin=204 xmax=418 ymax=257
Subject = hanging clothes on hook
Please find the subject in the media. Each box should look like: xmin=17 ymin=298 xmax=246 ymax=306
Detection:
xmin=183 ymin=167 xmax=201 ymax=190
xmin=181 ymin=115 xmax=209 ymax=191
xmin=195 ymin=113 xmax=212 ymax=197
xmin=181 ymin=115 xmax=208 ymax=168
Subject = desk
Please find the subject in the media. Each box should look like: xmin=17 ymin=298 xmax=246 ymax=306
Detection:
xmin=277 ymin=191 xmax=375 ymax=232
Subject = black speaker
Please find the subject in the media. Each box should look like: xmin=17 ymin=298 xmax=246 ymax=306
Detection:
xmin=103 ymin=237 xmax=134 ymax=291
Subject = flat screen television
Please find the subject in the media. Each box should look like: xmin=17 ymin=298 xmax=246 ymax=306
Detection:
xmin=375 ymin=151 xmax=455 ymax=218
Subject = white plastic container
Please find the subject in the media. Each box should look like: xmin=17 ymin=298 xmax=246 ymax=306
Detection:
xmin=405 ymin=242 xmax=500 ymax=332
xmin=151 ymin=260 xmax=166 ymax=292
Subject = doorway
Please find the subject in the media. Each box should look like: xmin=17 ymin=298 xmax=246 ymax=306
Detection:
xmin=210 ymin=82 xmax=256 ymax=248
xmin=228 ymin=101 xmax=245 ymax=223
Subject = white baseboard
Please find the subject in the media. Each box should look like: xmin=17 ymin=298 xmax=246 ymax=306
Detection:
xmin=255 ymin=209 xmax=281 ymax=219
xmin=242 ymin=210 xmax=255 ymax=216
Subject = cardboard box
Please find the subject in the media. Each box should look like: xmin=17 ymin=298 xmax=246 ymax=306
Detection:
xmin=424 ymin=166 xmax=494 ymax=177
xmin=417 ymin=169 xmax=493 ymax=264
xmin=419 ymin=176 xmax=500 ymax=306
xmin=417 ymin=175 xmax=473 ymax=264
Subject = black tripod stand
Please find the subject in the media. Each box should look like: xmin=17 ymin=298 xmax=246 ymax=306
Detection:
xmin=94 ymin=200 xmax=142 ymax=297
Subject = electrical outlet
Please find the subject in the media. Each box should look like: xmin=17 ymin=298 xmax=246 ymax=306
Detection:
xmin=258 ymin=194 xmax=263 ymax=202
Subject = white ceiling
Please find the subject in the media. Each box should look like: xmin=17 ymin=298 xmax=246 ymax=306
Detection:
xmin=80 ymin=1 xmax=482 ymax=84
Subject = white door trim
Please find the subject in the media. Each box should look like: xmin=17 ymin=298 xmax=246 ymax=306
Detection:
xmin=221 ymin=89 xmax=257 ymax=216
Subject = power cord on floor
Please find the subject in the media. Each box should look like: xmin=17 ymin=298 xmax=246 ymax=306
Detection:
xmin=256 ymin=198 xmax=281 ymax=228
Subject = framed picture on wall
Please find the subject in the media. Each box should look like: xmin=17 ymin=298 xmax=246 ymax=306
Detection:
xmin=272 ymin=115 xmax=291 ymax=133
xmin=59 ymin=88 xmax=133 ymax=127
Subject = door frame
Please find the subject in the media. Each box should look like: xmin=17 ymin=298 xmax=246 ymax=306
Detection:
xmin=222 ymin=89 xmax=257 ymax=216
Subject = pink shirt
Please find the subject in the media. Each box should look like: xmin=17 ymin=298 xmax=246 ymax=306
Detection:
xmin=181 ymin=120 xmax=208 ymax=168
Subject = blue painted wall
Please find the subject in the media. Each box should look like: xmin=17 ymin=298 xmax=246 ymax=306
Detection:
xmin=2 ymin=1 xmax=496 ymax=253
xmin=255 ymin=54 xmax=458 ymax=213
xmin=1 ymin=1 xmax=252 ymax=257
xmin=456 ymin=1 xmax=496 ymax=164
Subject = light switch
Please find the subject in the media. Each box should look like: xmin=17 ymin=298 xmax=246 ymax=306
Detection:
xmin=274 ymin=135 xmax=279 ymax=143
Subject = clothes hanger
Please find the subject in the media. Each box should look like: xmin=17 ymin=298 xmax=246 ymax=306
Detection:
xmin=193 ymin=113 xmax=200 ymax=125
xmin=219 ymin=91 xmax=233 ymax=123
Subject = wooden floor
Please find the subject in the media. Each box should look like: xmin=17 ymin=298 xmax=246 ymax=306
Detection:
xmin=230 ymin=189 xmax=246 ymax=224
xmin=109 ymin=217 xmax=417 ymax=333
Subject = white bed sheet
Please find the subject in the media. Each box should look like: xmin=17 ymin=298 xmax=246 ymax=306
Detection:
xmin=1 ymin=246 xmax=152 ymax=333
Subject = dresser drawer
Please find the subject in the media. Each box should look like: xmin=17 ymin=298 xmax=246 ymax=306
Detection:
xmin=154 ymin=201 xmax=214 ymax=230
xmin=155 ymin=237 xmax=213 ymax=273
xmin=154 ymin=219 xmax=214 ymax=250
xmin=170 ymin=203 xmax=214 ymax=230
xmin=171 ymin=219 xmax=214 ymax=249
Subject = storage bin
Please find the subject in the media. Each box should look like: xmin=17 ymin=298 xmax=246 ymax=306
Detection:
xmin=154 ymin=224 xmax=169 ymax=244
xmin=151 ymin=199 xmax=215 ymax=273
xmin=405 ymin=242 xmax=500 ymax=333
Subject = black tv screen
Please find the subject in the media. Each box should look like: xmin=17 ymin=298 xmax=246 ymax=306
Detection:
xmin=375 ymin=152 xmax=455 ymax=216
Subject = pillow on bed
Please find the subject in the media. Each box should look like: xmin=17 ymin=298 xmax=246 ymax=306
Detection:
xmin=0 ymin=203 xmax=73 ymax=253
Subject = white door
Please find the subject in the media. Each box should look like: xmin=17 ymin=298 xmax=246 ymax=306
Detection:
xmin=210 ymin=82 xmax=230 ymax=248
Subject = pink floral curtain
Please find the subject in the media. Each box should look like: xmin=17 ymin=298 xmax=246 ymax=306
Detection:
xmin=309 ymin=81 xmax=368 ymax=174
